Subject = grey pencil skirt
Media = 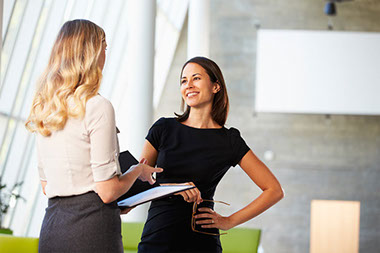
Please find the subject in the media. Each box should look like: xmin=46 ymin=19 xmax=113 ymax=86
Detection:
xmin=38 ymin=191 xmax=123 ymax=253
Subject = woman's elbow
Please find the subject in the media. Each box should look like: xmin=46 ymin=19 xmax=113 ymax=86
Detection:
xmin=275 ymin=187 xmax=285 ymax=201
xmin=267 ymin=185 xmax=284 ymax=203
xmin=95 ymin=176 xmax=119 ymax=204
xmin=97 ymin=192 xmax=116 ymax=204
xmin=96 ymin=185 xmax=117 ymax=203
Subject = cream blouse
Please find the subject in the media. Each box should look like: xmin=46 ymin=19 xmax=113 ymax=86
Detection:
xmin=36 ymin=95 xmax=121 ymax=198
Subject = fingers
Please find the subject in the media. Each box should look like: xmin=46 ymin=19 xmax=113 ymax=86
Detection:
xmin=196 ymin=219 xmax=215 ymax=225
xmin=146 ymin=175 xmax=156 ymax=185
xmin=153 ymin=167 xmax=164 ymax=173
xmin=194 ymin=208 xmax=214 ymax=219
xmin=194 ymin=208 xmax=219 ymax=229
xmin=156 ymin=181 xmax=202 ymax=203
xmin=200 ymin=223 xmax=217 ymax=229
xmin=184 ymin=189 xmax=195 ymax=202
xmin=177 ymin=191 xmax=188 ymax=201
xmin=195 ymin=214 xmax=217 ymax=229
xmin=178 ymin=186 xmax=202 ymax=203
xmin=197 ymin=207 xmax=214 ymax=213
xmin=192 ymin=187 xmax=202 ymax=204
xmin=139 ymin=158 xmax=147 ymax=164
xmin=185 ymin=182 xmax=202 ymax=203
xmin=138 ymin=163 xmax=164 ymax=184
xmin=187 ymin=183 xmax=202 ymax=204
xmin=145 ymin=166 xmax=163 ymax=184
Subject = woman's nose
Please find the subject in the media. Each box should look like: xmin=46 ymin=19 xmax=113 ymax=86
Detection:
xmin=186 ymin=80 xmax=194 ymax=88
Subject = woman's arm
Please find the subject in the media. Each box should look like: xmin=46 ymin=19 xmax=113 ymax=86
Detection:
xmin=96 ymin=162 xmax=163 ymax=204
xmin=86 ymin=99 xmax=162 ymax=203
xmin=140 ymin=140 xmax=158 ymax=166
xmin=195 ymin=150 xmax=284 ymax=230
xmin=40 ymin=181 xmax=47 ymax=195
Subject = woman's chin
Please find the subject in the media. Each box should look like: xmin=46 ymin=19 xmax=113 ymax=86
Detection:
xmin=185 ymin=100 xmax=198 ymax=108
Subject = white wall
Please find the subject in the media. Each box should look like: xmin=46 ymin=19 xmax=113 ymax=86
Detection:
xmin=255 ymin=29 xmax=380 ymax=115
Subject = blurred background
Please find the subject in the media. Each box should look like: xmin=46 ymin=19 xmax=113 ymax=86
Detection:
xmin=0 ymin=0 xmax=379 ymax=252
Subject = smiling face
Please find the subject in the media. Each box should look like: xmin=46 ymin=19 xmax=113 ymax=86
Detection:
xmin=180 ymin=63 xmax=220 ymax=109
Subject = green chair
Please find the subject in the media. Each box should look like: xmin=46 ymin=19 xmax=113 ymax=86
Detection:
xmin=122 ymin=222 xmax=144 ymax=253
xmin=221 ymin=227 xmax=261 ymax=253
xmin=0 ymin=234 xmax=39 ymax=253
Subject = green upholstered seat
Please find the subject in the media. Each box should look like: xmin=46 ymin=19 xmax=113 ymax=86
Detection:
xmin=221 ymin=227 xmax=261 ymax=253
xmin=121 ymin=222 xmax=261 ymax=253
xmin=122 ymin=222 xmax=144 ymax=253
xmin=0 ymin=234 xmax=39 ymax=253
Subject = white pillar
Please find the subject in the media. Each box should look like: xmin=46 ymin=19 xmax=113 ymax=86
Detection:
xmin=117 ymin=0 xmax=155 ymax=222
xmin=119 ymin=0 xmax=155 ymax=159
xmin=187 ymin=0 xmax=210 ymax=59
xmin=0 ymin=0 xmax=3 ymax=66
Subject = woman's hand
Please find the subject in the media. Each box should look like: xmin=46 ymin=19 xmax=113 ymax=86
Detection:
xmin=136 ymin=158 xmax=163 ymax=185
xmin=194 ymin=208 xmax=234 ymax=231
xmin=176 ymin=182 xmax=202 ymax=204
xmin=161 ymin=182 xmax=202 ymax=204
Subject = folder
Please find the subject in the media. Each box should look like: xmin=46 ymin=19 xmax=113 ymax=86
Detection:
xmin=117 ymin=150 xmax=195 ymax=208
xmin=117 ymin=184 xmax=195 ymax=208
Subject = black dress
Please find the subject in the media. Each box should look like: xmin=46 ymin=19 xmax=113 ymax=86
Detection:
xmin=138 ymin=118 xmax=250 ymax=253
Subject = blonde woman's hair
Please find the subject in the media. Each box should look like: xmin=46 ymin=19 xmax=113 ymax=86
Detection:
xmin=25 ymin=19 xmax=105 ymax=136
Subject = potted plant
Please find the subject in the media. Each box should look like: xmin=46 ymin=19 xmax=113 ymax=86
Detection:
xmin=0 ymin=177 xmax=24 ymax=234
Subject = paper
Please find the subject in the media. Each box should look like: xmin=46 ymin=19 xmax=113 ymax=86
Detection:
xmin=117 ymin=184 xmax=195 ymax=208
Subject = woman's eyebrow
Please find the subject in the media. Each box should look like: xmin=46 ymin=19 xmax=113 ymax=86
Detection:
xmin=181 ymin=73 xmax=201 ymax=79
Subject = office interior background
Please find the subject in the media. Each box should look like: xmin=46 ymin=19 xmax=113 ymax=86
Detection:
xmin=1 ymin=0 xmax=379 ymax=252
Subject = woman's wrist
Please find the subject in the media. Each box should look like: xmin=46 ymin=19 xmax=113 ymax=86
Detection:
xmin=225 ymin=214 xmax=238 ymax=229
xmin=122 ymin=164 xmax=142 ymax=181
xmin=129 ymin=164 xmax=143 ymax=176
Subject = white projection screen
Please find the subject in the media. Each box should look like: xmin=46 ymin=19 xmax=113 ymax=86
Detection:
xmin=255 ymin=29 xmax=380 ymax=115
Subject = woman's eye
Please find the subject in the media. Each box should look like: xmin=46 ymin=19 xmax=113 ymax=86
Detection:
xmin=181 ymin=80 xmax=186 ymax=85
xmin=194 ymin=77 xmax=200 ymax=80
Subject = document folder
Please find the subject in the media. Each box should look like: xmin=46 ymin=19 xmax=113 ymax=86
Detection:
xmin=117 ymin=150 xmax=195 ymax=208
xmin=118 ymin=184 xmax=195 ymax=208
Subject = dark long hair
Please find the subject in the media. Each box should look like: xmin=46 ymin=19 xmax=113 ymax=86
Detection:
xmin=175 ymin=56 xmax=229 ymax=126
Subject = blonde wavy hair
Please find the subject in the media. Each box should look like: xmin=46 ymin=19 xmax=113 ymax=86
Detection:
xmin=25 ymin=19 xmax=105 ymax=136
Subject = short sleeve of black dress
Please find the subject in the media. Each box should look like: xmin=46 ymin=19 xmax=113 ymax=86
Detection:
xmin=230 ymin=127 xmax=250 ymax=166
xmin=146 ymin=117 xmax=166 ymax=151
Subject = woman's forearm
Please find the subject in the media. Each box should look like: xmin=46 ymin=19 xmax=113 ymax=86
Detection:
xmin=40 ymin=180 xmax=47 ymax=195
xmin=96 ymin=163 xmax=162 ymax=203
xmin=227 ymin=187 xmax=284 ymax=229
xmin=113 ymin=165 xmax=142 ymax=198
xmin=96 ymin=165 xmax=142 ymax=203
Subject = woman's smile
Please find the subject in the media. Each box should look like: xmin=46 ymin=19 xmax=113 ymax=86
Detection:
xmin=186 ymin=91 xmax=200 ymax=98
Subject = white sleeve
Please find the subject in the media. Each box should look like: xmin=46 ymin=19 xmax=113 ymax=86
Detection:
xmin=36 ymin=138 xmax=47 ymax=181
xmin=85 ymin=97 xmax=121 ymax=182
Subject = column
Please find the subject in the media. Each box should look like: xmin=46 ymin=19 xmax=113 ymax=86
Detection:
xmin=187 ymin=0 xmax=210 ymax=59
xmin=0 ymin=0 xmax=3 ymax=65
xmin=119 ymin=0 xmax=156 ymax=158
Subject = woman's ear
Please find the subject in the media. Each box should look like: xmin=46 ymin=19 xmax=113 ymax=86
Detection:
xmin=213 ymin=82 xmax=221 ymax=93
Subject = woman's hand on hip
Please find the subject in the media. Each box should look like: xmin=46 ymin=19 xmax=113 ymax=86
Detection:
xmin=194 ymin=208 xmax=234 ymax=231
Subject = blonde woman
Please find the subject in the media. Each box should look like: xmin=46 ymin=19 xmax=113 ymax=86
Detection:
xmin=26 ymin=19 xmax=161 ymax=252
